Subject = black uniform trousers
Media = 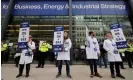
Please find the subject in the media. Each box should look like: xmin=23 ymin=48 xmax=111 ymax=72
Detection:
xmin=109 ymin=62 xmax=121 ymax=75
xmin=99 ymin=54 xmax=107 ymax=68
xmin=58 ymin=60 xmax=70 ymax=75
xmin=88 ymin=59 xmax=98 ymax=74
xmin=119 ymin=53 xmax=125 ymax=68
xmin=14 ymin=56 xmax=20 ymax=67
xmin=125 ymin=51 xmax=133 ymax=68
xmin=37 ymin=52 xmax=47 ymax=67
xmin=1 ymin=51 xmax=5 ymax=65
xmin=19 ymin=64 xmax=31 ymax=75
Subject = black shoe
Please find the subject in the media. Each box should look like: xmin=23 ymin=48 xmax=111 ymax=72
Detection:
xmin=55 ymin=65 xmax=58 ymax=67
xmin=116 ymin=74 xmax=125 ymax=79
xmin=105 ymin=66 xmax=107 ymax=68
xmin=95 ymin=73 xmax=102 ymax=78
xmin=129 ymin=67 xmax=133 ymax=68
xmin=36 ymin=66 xmax=41 ymax=68
xmin=121 ymin=67 xmax=126 ymax=69
xmin=111 ymin=74 xmax=115 ymax=78
xmin=15 ymin=65 xmax=18 ymax=67
xmin=67 ymin=74 xmax=72 ymax=78
xmin=41 ymin=66 xmax=44 ymax=68
xmin=16 ymin=74 xmax=22 ymax=78
xmin=90 ymin=73 xmax=94 ymax=78
xmin=56 ymin=73 xmax=61 ymax=78
xmin=25 ymin=74 xmax=29 ymax=78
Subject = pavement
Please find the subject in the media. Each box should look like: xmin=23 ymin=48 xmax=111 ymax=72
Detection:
xmin=1 ymin=64 xmax=133 ymax=80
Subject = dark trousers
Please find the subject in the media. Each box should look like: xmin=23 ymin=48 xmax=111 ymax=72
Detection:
xmin=99 ymin=54 xmax=107 ymax=68
xmin=14 ymin=56 xmax=20 ymax=67
xmin=109 ymin=62 xmax=120 ymax=75
xmin=19 ymin=64 xmax=31 ymax=75
xmin=1 ymin=51 xmax=5 ymax=65
xmin=37 ymin=52 xmax=47 ymax=67
xmin=119 ymin=53 xmax=125 ymax=68
xmin=55 ymin=57 xmax=58 ymax=67
xmin=88 ymin=59 xmax=98 ymax=74
xmin=125 ymin=51 xmax=133 ymax=68
xmin=58 ymin=60 xmax=70 ymax=75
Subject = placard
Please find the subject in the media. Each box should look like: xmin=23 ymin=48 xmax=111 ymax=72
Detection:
xmin=53 ymin=26 xmax=64 ymax=52
xmin=110 ymin=23 xmax=127 ymax=49
xmin=18 ymin=22 xmax=30 ymax=49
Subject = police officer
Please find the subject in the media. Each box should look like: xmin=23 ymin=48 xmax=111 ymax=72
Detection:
xmin=1 ymin=41 xmax=8 ymax=65
xmin=36 ymin=40 xmax=50 ymax=68
xmin=125 ymin=41 xmax=133 ymax=68
xmin=103 ymin=32 xmax=125 ymax=79
xmin=16 ymin=35 xmax=35 ymax=78
xmin=85 ymin=26 xmax=102 ymax=78
xmin=56 ymin=32 xmax=72 ymax=78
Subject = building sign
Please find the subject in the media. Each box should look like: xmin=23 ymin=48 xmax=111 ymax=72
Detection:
xmin=18 ymin=22 xmax=30 ymax=49
xmin=1 ymin=1 xmax=128 ymax=16
xmin=110 ymin=23 xmax=127 ymax=49
xmin=53 ymin=26 xmax=64 ymax=52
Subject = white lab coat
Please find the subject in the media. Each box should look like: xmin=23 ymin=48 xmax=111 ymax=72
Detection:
xmin=103 ymin=39 xmax=122 ymax=62
xmin=19 ymin=41 xmax=35 ymax=64
xmin=85 ymin=26 xmax=100 ymax=59
xmin=57 ymin=38 xmax=72 ymax=60
xmin=86 ymin=37 xmax=100 ymax=59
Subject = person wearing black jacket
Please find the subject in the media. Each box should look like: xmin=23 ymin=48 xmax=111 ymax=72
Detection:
xmin=14 ymin=46 xmax=21 ymax=67
xmin=99 ymin=43 xmax=107 ymax=68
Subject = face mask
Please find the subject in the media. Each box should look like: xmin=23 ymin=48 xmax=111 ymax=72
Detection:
xmin=91 ymin=34 xmax=95 ymax=37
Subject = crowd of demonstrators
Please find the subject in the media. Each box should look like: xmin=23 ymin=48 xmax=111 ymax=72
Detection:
xmin=1 ymin=29 xmax=133 ymax=79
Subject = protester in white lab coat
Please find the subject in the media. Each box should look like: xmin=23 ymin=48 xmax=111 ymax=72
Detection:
xmin=56 ymin=32 xmax=72 ymax=78
xmin=103 ymin=32 xmax=125 ymax=79
xmin=16 ymin=35 xmax=35 ymax=78
xmin=85 ymin=25 xmax=102 ymax=78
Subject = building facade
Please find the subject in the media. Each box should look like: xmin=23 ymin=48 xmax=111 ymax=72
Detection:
xmin=1 ymin=0 xmax=133 ymax=62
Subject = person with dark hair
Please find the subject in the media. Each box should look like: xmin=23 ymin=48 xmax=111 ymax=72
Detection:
xmin=56 ymin=32 xmax=72 ymax=78
xmin=99 ymin=43 xmax=108 ymax=68
xmin=103 ymin=32 xmax=125 ymax=79
xmin=85 ymin=25 xmax=102 ymax=78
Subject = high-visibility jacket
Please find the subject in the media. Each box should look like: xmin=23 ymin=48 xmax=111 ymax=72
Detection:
xmin=1 ymin=43 xmax=8 ymax=51
xmin=39 ymin=42 xmax=49 ymax=52
xmin=126 ymin=43 xmax=133 ymax=52
xmin=118 ymin=49 xmax=126 ymax=53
